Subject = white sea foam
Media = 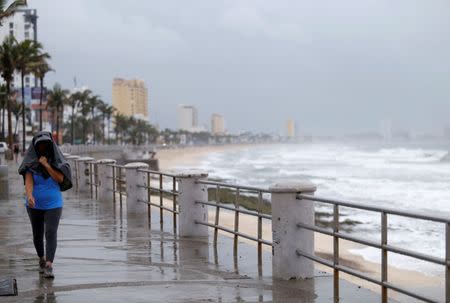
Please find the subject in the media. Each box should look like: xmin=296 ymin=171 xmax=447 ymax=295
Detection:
xmin=183 ymin=142 xmax=450 ymax=276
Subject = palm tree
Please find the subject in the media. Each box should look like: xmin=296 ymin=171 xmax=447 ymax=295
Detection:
xmin=97 ymin=101 xmax=115 ymax=144
xmin=113 ymin=113 xmax=127 ymax=144
xmin=11 ymin=99 xmax=21 ymax=135
xmin=31 ymin=59 xmax=52 ymax=130
xmin=46 ymin=83 xmax=68 ymax=145
xmin=86 ymin=95 xmax=101 ymax=144
xmin=16 ymin=39 xmax=49 ymax=151
xmin=105 ymin=105 xmax=115 ymax=145
xmin=0 ymin=0 xmax=27 ymax=24
xmin=96 ymin=100 xmax=107 ymax=144
xmin=0 ymin=84 xmax=7 ymax=140
xmin=78 ymin=95 xmax=91 ymax=144
xmin=0 ymin=36 xmax=19 ymax=156
xmin=68 ymin=89 xmax=91 ymax=144
xmin=145 ymin=123 xmax=158 ymax=144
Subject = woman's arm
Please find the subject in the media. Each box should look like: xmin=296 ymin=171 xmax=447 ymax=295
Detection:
xmin=25 ymin=172 xmax=35 ymax=208
xmin=39 ymin=156 xmax=64 ymax=183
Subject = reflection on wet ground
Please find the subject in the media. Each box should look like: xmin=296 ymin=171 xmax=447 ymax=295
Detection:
xmin=0 ymin=163 xmax=387 ymax=302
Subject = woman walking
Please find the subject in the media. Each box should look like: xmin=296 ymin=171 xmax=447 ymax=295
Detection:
xmin=18 ymin=131 xmax=72 ymax=278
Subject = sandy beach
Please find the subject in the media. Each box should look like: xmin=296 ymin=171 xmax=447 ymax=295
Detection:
xmin=156 ymin=143 xmax=261 ymax=171
xmin=156 ymin=144 xmax=444 ymax=302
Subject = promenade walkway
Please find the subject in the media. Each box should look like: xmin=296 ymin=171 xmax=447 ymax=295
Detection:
xmin=0 ymin=162 xmax=388 ymax=303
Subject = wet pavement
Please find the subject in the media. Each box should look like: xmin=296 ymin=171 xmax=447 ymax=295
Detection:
xmin=0 ymin=163 xmax=389 ymax=303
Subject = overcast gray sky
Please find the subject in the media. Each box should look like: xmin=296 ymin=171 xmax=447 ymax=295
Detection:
xmin=32 ymin=0 xmax=450 ymax=135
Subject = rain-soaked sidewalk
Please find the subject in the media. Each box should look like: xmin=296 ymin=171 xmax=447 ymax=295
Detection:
xmin=0 ymin=163 xmax=386 ymax=303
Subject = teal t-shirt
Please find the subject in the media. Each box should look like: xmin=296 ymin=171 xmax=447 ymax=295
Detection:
xmin=25 ymin=172 xmax=63 ymax=210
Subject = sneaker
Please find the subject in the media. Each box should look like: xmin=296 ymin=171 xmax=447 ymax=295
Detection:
xmin=39 ymin=259 xmax=46 ymax=273
xmin=43 ymin=266 xmax=54 ymax=279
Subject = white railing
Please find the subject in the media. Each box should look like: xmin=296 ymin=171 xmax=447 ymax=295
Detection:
xmin=65 ymin=152 xmax=449 ymax=303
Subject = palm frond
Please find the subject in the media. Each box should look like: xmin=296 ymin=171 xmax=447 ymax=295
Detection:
xmin=0 ymin=0 xmax=27 ymax=20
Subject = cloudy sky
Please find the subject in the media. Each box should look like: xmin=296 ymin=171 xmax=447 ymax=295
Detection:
xmin=32 ymin=0 xmax=450 ymax=135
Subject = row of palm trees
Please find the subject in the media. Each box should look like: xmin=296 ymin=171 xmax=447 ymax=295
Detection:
xmin=45 ymin=84 xmax=158 ymax=146
xmin=0 ymin=35 xmax=50 ymax=151
xmin=48 ymin=86 xmax=115 ymax=145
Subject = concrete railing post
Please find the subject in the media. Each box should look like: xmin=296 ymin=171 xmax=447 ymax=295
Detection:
xmin=176 ymin=171 xmax=209 ymax=237
xmin=270 ymin=181 xmax=317 ymax=280
xmin=75 ymin=156 xmax=94 ymax=193
xmin=97 ymin=159 xmax=116 ymax=203
xmin=0 ymin=165 xmax=8 ymax=199
xmin=124 ymin=162 xmax=149 ymax=215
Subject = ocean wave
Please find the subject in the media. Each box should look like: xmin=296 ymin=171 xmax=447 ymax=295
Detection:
xmin=440 ymin=151 xmax=450 ymax=162
xmin=349 ymin=247 xmax=443 ymax=277
xmin=186 ymin=142 xmax=450 ymax=276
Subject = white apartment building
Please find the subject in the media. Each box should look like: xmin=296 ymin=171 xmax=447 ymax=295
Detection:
xmin=0 ymin=8 xmax=38 ymax=90
xmin=178 ymin=105 xmax=198 ymax=132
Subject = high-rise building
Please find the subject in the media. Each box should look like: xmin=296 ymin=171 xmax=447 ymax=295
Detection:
xmin=0 ymin=9 xmax=38 ymax=89
xmin=112 ymin=78 xmax=149 ymax=120
xmin=287 ymin=119 xmax=296 ymax=138
xmin=211 ymin=114 xmax=225 ymax=135
xmin=178 ymin=105 xmax=198 ymax=131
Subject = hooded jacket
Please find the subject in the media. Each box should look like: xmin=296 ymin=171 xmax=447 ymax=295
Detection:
xmin=18 ymin=131 xmax=73 ymax=192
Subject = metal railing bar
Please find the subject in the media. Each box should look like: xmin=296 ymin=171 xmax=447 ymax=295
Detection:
xmin=137 ymin=199 xmax=179 ymax=214
xmin=112 ymin=165 xmax=116 ymax=204
xmin=333 ymin=204 xmax=339 ymax=300
xmin=137 ymin=168 xmax=177 ymax=178
xmin=109 ymin=177 xmax=126 ymax=183
xmin=106 ymin=164 xmax=125 ymax=168
xmin=381 ymin=212 xmax=388 ymax=303
xmin=172 ymin=176 xmax=177 ymax=229
xmin=296 ymin=222 xmax=448 ymax=266
xmin=195 ymin=221 xmax=273 ymax=246
xmin=135 ymin=184 xmax=179 ymax=196
xmin=196 ymin=180 xmax=271 ymax=193
xmin=109 ymin=189 xmax=127 ymax=196
xmin=214 ymin=185 xmax=220 ymax=243
xmin=234 ymin=188 xmax=240 ymax=246
xmin=296 ymin=249 xmax=437 ymax=303
xmin=257 ymin=191 xmax=263 ymax=261
xmin=297 ymin=194 xmax=450 ymax=224
xmin=196 ymin=200 xmax=272 ymax=220
xmin=159 ymin=174 xmax=163 ymax=224
xmin=446 ymin=223 xmax=450 ymax=302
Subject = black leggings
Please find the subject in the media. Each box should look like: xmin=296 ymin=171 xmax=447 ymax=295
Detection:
xmin=26 ymin=207 xmax=62 ymax=263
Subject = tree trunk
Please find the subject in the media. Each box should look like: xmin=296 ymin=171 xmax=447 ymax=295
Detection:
xmin=6 ymin=81 xmax=13 ymax=159
xmin=71 ymin=103 xmax=75 ymax=144
xmin=82 ymin=118 xmax=86 ymax=144
xmin=1 ymin=102 xmax=5 ymax=140
xmin=102 ymin=113 xmax=105 ymax=144
xmin=91 ymin=108 xmax=95 ymax=144
xmin=55 ymin=107 xmax=60 ymax=145
xmin=115 ymin=124 xmax=118 ymax=143
xmin=107 ymin=115 xmax=111 ymax=145
xmin=21 ymin=73 xmax=26 ymax=153
xmin=39 ymin=77 xmax=44 ymax=131
xmin=14 ymin=113 xmax=19 ymax=135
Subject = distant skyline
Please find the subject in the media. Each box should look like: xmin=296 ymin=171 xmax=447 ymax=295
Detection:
xmin=31 ymin=0 xmax=450 ymax=135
